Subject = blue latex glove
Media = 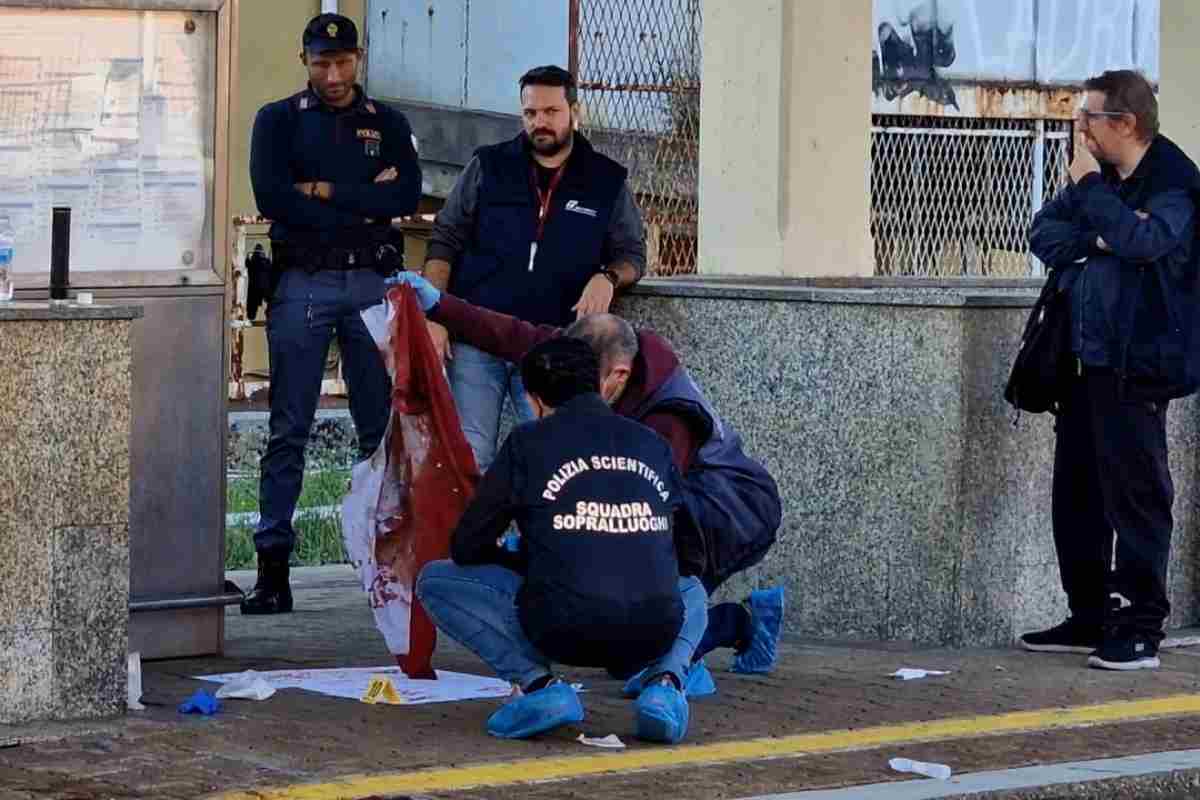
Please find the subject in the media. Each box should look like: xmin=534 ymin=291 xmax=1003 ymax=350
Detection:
xmin=178 ymin=689 xmax=221 ymax=715
xmin=500 ymin=530 xmax=521 ymax=553
xmin=384 ymin=270 xmax=441 ymax=311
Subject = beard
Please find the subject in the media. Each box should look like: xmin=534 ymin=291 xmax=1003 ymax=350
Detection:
xmin=529 ymin=126 xmax=572 ymax=156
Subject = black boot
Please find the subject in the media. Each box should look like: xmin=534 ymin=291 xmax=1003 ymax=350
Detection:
xmin=240 ymin=553 xmax=293 ymax=615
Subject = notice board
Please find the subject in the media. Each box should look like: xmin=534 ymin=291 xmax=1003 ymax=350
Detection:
xmin=0 ymin=6 xmax=216 ymax=279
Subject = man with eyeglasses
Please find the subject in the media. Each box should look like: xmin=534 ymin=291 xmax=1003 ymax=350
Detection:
xmin=1023 ymin=70 xmax=1200 ymax=670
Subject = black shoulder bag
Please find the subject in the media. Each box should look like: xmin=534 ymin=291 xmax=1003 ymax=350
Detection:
xmin=1004 ymin=267 xmax=1073 ymax=416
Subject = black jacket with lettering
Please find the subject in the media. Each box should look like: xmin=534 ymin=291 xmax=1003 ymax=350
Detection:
xmin=451 ymin=393 xmax=686 ymax=673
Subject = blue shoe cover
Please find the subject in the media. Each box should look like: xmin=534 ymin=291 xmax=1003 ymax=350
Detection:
xmin=621 ymin=668 xmax=648 ymax=698
xmin=486 ymin=682 xmax=583 ymax=739
xmin=685 ymin=660 xmax=717 ymax=697
xmin=623 ymin=661 xmax=716 ymax=699
xmin=731 ymin=586 xmax=785 ymax=674
xmin=634 ymin=682 xmax=689 ymax=744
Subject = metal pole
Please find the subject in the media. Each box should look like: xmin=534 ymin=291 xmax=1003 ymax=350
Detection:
xmin=1030 ymin=119 xmax=1046 ymax=277
xmin=568 ymin=0 xmax=581 ymax=78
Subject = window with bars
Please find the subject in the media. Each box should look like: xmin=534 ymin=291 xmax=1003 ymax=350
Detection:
xmin=871 ymin=115 xmax=1073 ymax=278
xmin=571 ymin=0 xmax=701 ymax=276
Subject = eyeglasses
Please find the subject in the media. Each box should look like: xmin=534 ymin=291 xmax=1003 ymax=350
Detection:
xmin=1076 ymin=108 xmax=1130 ymax=123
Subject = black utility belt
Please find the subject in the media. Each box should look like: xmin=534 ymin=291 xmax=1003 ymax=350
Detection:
xmin=273 ymin=243 xmax=400 ymax=273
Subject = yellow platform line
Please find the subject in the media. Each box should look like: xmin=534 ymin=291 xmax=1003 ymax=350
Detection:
xmin=209 ymin=692 xmax=1200 ymax=800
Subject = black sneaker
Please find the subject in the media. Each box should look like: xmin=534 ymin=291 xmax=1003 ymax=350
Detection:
xmin=1019 ymin=618 xmax=1101 ymax=654
xmin=1088 ymin=633 xmax=1161 ymax=671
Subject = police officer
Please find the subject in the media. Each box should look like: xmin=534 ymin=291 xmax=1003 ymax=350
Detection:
xmin=416 ymin=337 xmax=708 ymax=744
xmin=243 ymin=13 xmax=422 ymax=615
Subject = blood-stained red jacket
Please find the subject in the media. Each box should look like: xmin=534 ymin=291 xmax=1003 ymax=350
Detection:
xmin=380 ymin=286 xmax=480 ymax=678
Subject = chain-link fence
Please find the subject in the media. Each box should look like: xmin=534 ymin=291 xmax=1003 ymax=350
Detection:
xmin=570 ymin=0 xmax=700 ymax=276
xmin=871 ymin=115 xmax=1073 ymax=278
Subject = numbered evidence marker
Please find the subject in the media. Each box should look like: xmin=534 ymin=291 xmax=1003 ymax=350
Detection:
xmin=361 ymin=674 xmax=406 ymax=705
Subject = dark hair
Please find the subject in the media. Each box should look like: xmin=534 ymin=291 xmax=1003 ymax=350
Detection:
xmin=1084 ymin=69 xmax=1159 ymax=142
xmin=519 ymin=65 xmax=577 ymax=105
xmin=520 ymin=337 xmax=600 ymax=408
xmin=563 ymin=314 xmax=639 ymax=370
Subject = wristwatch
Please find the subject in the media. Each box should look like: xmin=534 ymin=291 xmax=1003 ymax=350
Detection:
xmin=598 ymin=266 xmax=621 ymax=289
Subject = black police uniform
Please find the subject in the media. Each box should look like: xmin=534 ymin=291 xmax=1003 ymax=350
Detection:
xmin=450 ymin=393 xmax=699 ymax=676
xmin=244 ymin=14 xmax=422 ymax=614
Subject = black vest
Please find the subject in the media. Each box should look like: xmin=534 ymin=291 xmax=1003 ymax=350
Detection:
xmin=510 ymin=393 xmax=683 ymax=673
xmin=451 ymin=133 xmax=627 ymax=326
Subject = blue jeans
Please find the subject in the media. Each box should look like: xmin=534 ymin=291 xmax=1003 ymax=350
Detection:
xmin=447 ymin=343 xmax=535 ymax=472
xmin=416 ymin=560 xmax=709 ymax=687
xmin=256 ymin=268 xmax=391 ymax=554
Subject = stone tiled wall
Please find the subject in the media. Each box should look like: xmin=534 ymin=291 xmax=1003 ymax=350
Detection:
xmin=0 ymin=316 xmax=134 ymax=724
xmin=617 ymin=283 xmax=1200 ymax=646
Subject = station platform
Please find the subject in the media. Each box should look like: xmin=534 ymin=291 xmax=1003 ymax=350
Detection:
xmin=3 ymin=566 xmax=1200 ymax=800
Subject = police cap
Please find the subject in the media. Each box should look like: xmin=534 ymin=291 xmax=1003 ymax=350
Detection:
xmin=303 ymin=13 xmax=359 ymax=54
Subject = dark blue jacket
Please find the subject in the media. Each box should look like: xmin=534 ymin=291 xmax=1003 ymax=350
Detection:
xmin=628 ymin=365 xmax=783 ymax=592
xmin=1029 ymin=135 xmax=1200 ymax=400
xmin=450 ymin=133 xmax=628 ymax=326
xmin=249 ymin=84 xmax=421 ymax=249
xmin=450 ymin=393 xmax=687 ymax=674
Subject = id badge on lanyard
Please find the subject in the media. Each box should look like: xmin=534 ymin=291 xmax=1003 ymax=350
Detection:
xmin=529 ymin=163 xmax=566 ymax=272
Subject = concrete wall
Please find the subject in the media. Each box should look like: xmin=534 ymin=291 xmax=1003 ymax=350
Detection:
xmin=1 ymin=310 xmax=138 ymax=723
xmin=1159 ymin=0 xmax=1200 ymax=160
xmin=698 ymin=0 xmax=873 ymax=278
xmin=618 ymin=283 xmax=1200 ymax=645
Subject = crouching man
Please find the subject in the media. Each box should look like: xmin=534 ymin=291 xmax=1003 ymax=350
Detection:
xmin=416 ymin=337 xmax=707 ymax=743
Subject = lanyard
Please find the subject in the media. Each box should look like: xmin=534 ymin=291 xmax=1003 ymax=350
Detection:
xmin=527 ymin=162 xmax=566 ymax=272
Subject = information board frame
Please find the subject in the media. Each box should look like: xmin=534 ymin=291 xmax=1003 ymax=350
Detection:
xmin=2 ymin=0 xmax=233 ymax=290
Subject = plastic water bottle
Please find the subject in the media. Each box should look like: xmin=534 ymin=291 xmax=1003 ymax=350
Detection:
xmin=889 ymin=757 xmax=952 ymax=780
xmin=0 ymin=217 xmax=13 ymax=303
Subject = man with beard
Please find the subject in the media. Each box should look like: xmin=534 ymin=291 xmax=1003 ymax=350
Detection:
xmin=420 ymin=65 xmax=647 ymax=477
xmin=1024 ymin=70 xmax=1200 ymax=670
xmin=242 ymin=13 xmax=422 ymax=614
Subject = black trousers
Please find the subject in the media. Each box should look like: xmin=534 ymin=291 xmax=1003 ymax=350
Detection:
xmin=1052 ymin=371 xmax=1173 ymax=642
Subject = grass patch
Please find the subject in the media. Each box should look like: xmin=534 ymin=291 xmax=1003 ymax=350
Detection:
xmin=227 ymin=468 xmax=351 ymax=514
xmin=225 ymin=468 xmax=352 ymax=570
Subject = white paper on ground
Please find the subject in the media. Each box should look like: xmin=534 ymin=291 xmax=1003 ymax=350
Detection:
xmin=577 ymin=733 xmax=626 ymax=749
xmin=213 ymin=670 xmax=276 ymax=701
xmin=195 ymin=667 xmax=512 ymax=705
xmin=126 ymin=652 xmax=145 ymax=711
xmin=890 ymin=668 xmax=951 ymax=681
xmin=889 ymin=757 xmax=952 ymax=780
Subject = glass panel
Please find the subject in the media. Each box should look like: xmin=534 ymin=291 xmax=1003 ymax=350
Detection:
xmin=0 ymin=8 xmax=215 ymax=274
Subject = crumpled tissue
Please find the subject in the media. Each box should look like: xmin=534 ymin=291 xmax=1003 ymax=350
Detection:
xmin=214 ymin=670 xmax=277 ymax=701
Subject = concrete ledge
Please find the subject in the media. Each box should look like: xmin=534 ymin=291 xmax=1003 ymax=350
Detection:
xmin=614 ymin=286 xmax=1200 ymax=647
xmin=632 ymin=276 xmax=1042 ymax=307
xmin=0 ymin=302 xmax=143 ymax=321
